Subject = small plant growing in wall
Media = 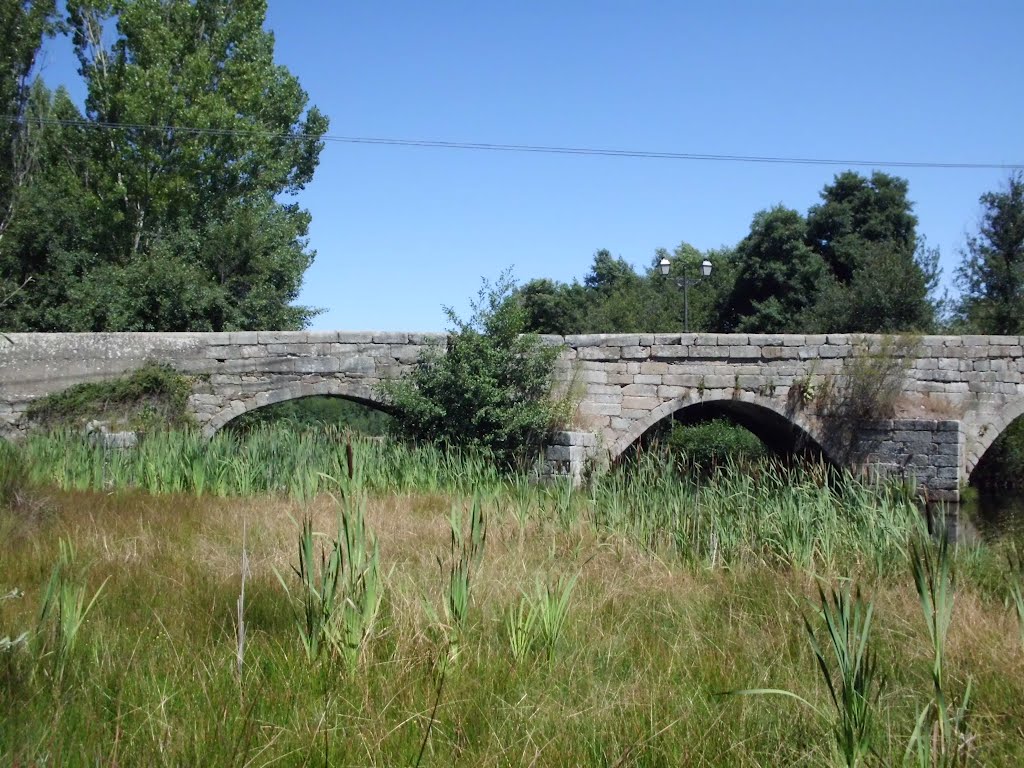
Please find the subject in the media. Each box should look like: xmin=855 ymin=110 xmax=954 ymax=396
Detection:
xmin=828 ymin=335 xmax=919 ymax=424
xmin=818 ymin=334 xmax=920 ymax=462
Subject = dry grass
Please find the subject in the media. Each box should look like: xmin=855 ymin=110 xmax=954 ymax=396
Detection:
xmin=2 ymin=488 xmax=1023 ymax=766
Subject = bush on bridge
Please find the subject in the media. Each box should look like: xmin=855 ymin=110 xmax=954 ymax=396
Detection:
xmin=380 ymin=272 xmax=568 ymax=470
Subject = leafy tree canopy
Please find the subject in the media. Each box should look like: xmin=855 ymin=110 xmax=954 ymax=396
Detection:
xmin=722 ymin=206 xmax=826 ymax=333
xmin=0 ymin=0 xmax=328 ymax=332
xmin=956 ymin=173 xmax=1024 ymax=334
xmin=805 ymin=171 xmax=936 ymax=332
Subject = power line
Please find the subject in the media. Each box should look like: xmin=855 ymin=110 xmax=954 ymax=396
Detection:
xmin=2 ymin=114 xmax=1023 ymax=171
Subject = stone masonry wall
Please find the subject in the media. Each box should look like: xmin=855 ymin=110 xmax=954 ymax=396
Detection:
xmin=856 ymin=420 xmax=963 ymax=500
xmin=3 ymin=331 xmax=1024 ymax=499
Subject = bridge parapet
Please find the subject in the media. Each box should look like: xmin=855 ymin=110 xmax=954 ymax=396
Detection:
xmin=2 ymin=331 xmax=1023 ymax=500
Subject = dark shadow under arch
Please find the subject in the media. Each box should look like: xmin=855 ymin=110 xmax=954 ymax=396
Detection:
xmin=968 ymin=411 xmax=1024 ymax=490
xmin=202 ymin=381 xmax=393 ymax=437
xmin=964 ymin=398 xmax=1024 ymax=485
xmin=610 ymin=393 xmax=835 ymax=468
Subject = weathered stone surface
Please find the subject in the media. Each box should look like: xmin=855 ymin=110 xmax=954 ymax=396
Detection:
xmin=4 ymin=331 xmax=1023 ymax=500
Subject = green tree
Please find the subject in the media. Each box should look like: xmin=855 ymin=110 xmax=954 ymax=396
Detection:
xmin=721 ymin=206 xmax=826 ymax=333
xmin=956 ymin=173 xmax=1024 ymax=334
xmin=381 ymin=273 xmax=563 ymax=470
xmin=0 ymin=0 xmax=327 ymax=331
xmin=0 ymin=0 xmax=58 ymax=240
xmin=517 ymin=277 xmax=586 ymax=335
xmin=806 ymin=171 xmax=936 ymax=332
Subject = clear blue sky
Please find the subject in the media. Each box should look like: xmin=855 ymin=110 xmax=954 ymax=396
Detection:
xmin=37 ymin=1 xmax=1024 ymax=332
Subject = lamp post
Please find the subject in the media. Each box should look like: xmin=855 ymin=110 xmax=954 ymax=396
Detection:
xmin=658 ymin=255 xmax=712 ymax=333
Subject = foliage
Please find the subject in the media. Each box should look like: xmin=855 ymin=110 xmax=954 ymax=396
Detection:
xmin=0 ymin=0 xmax=328 ymax=332
xmin=6 ymin=442 xmax=1024 ymax=763
xmin=906 ymin=528 xmax=974 ymax=766
xmin=517 ymin=245 xmax=735 ymax=335
xmin=806 ymin=171 xmax=937 ymax=333
xmin=432 ymin=497 xmax=487 ymax=664
xmin=275 ymin=494 xmax=380 ymax=670
xmin=34 ymin=539 xmax=107 ymax=681
xmin=955 ymin=173 xmax=1024 ymax=334
xmin=0 ymin=0 xmax=59 ymax=241
xmin=721 ymin=206 xmax=827 ymax=333
xmin=381 ymin=272 xmax=564 ymax=470
xmin=666 ymin=418 xmax=765 ymax=471
xmin=825 ymin=335 xmax=918 ymax=424
xmin=24 ymin=361 xmax=193 ymax=430
xmin=732 ymin=585 xmax=883 ymax=768
xmin=0 ymin=439 xmax=27 ymax=508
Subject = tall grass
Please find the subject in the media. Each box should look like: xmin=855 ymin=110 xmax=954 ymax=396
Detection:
xmin=18 ymin=426 xmax=503 ymax=500
xmin=907 ymin=525 xmax=974 ymax=766
xmin=731 ymin=584 xmax=883 ymax=768
xmin=3 ymin=431 xmax=1023 ymax=765
xmin=275 ymin=493 xmax=381 ymax=671
xmin=12 ymin=426 xmax=932 ymax=574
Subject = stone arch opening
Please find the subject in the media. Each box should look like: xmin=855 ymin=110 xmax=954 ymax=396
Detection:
xmin=201 ymin=381 xmax=392 ymax=437
xmin=967 ymin=404 xmax=1024 ymax=490
xmin=609 ymin=393 xmax=834 ymax=467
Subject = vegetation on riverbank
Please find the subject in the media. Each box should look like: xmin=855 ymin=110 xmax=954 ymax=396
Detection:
xmin=2 ymin=430 xmax=1023 ymax=765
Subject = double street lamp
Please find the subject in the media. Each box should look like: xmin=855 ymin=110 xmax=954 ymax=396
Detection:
xmin=658 ymin=255 xmax=712 ymax=333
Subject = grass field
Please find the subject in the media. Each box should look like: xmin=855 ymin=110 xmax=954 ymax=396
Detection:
xmin=2 ymin=431 xmax=1023 ymax=766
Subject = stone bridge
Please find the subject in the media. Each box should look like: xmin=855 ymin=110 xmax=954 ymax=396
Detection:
xmin=2 ymin=331 xmax=1023 ymax=501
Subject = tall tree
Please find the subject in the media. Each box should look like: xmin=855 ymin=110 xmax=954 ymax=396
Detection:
xmin=956 ymin=173 xmax=1024 ymax=334
xmin=0 ymin=0 xmax=58 ymax=240
xmin=517 ymin=278 xmax=586 ymax=335
xmin=721 ymin=206 xmax=826 ymax=333
xmin=805 ymin=171 xmax=936 ymax=332
xmin=0 ymin=0 xmax=328 ymax=331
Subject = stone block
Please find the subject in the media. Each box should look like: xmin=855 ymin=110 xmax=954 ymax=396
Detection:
xmin=257 ymin=331 xmax=305 ymax=344
xmin=338 ymin=357 xmax=375 ymax=375
xmin=728 ymin=346 xmax=761 ymax=360
xmin=621 ymin=346 xmax=650 ymax=359
xmin=228 ymin=331 xmax=260 ymax=345
xmin=579 ymin=401 xmax=621 ymax=416
xmin=371 ymin=332 xmax=408 ymax=344
xmin=652 ymin=345 xmax=695 ymax=359
xmin=621 ymin=384 xmax=658 ymax=399
xmin=658 ymin=385 xmax=688 ymax=399
xmin=633 ymin=374 xmax=663 ymax=385
xmin=640 ymin=362 xmax=669 ymax=375
xmin=663 ymin=374 xmax=702 ymax=387
xmin=550 ymin=430 xmax=598 ymax=447
xmin=578 ymin=346 xmax=620 ymax=361
xmin=688 ymin=346 xmax=730 ymax=359
xmin=621 ymin=396 xmax=661 ymax=410
xmin=762 ymin=346 xmax=799 ymax=360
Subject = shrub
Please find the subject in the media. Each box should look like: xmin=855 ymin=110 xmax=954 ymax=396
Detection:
xmin=667 ymin=418 xmax=765 ymax=470
xmin=380 ymin=272 xmax=565 ymax=470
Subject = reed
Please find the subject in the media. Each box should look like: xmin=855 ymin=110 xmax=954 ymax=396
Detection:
xmin=729 ymin=584 xmax=883 ymax=768
xmin=906 ymin=524 xmax=974 ymax=767
xmin=34 ymin=540 xmax=107 ymax=682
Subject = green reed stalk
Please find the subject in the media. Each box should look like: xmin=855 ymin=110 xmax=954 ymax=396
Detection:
xmin=729 ymin=584 xmax=883 ymax=768
xmin=906 ymin=523 xmax=973 ymax=767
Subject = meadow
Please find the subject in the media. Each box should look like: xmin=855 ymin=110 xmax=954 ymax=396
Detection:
xmin=2 ymin=427 xmax=1023 ymax=766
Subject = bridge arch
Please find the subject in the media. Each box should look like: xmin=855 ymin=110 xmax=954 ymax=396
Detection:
xmin=201 ymin=380 xmax=390 ymax=438
xmin=607 ymin=390 xmax=835 ymax=465
xmin=964 ymin=397 xmax=1024 ymax=482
